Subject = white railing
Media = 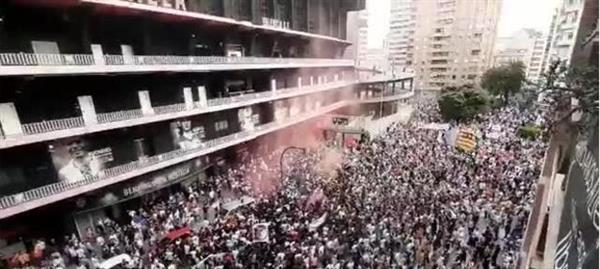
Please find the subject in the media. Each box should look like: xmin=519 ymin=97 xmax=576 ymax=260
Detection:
xmin=0 ymin=53 xmax=353 ymax=67
xmin=21 ymin=117 xmax=85 ymax=135
xmin=153 ymin=103 xmax=187 ymax=114
xmin=0 ymin=118 xmax=274 ymax=210
xmin=97 ymin=109 xmax=143 ymax=124
xmin=0 ymin=79 xmax=417 ymax=142
xmin=0 ymin=94 xmax=416 ymax=211
xmin=0 ymin=53 xmax=95 ymax=66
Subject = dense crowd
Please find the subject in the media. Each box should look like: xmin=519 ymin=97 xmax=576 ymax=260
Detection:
xmin=8 ymin=101 xmax=546 ymax=269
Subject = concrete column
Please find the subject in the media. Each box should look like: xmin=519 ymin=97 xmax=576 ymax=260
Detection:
xmin=310 ymin=76 xmax=314 ymax=86
xmin=197 ymin=86 xmax=208 ymax=108
xmin=401 ymin=80 xmax=406 ymax=90
xmin=334 ymin=74 xmax=339 ymax=81
xmin=77 ymin=95 xmax=98 ymax=126
xmin=183 ymin=87 xmax=194 ymax=110
xmin=297 ymin=77 xmax=303 ymax=89
xmin=91 ymin=44 xmax=105 ymax=65
xmin=271 ymin=79 xmax=277 ymax=92
xmin=138 ymin=90 xmax=154 ymax=116
xmin=0 ymin=103 xmax=23 ymax=136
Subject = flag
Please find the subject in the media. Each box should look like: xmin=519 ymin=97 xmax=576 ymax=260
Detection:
xmin=456 ymin=128 xmax=477 ymax=152
xmin=305 ymin=188 xmax=325 ymax=210
xmin=444 ymin=126 xmax=459 ymax=146
xmin=309 ymin=213 xmax=328 ymax=231
xmin=253 ymin=223 xmax=270 ymax=243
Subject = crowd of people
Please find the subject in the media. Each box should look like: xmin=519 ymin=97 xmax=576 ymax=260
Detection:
xmin=8 ymin=100 xmax=547 ymax=269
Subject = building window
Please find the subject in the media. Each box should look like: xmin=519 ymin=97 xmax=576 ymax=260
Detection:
xmin=471 ymin=49 xmax=481 ymax=56
xmin=215 ymin=120 xmax=229 ymax=131
xmin=467 ymin=74 xmax=477 ymax=79
xmin=473 ymin=33 xmax=482 ymax=38
xmin=431 ymin=59 xmax=448 ymax=64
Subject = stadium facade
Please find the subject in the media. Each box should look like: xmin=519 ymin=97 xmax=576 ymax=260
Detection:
xmin=0 ymin=0 xmax=414 ymax=248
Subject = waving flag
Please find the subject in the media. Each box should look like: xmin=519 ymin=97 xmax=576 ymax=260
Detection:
xmin=456 ymin=128 xmax=477 ymax=152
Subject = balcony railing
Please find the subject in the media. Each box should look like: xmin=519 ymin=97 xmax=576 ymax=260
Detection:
xmin=0 ymin=77 xmax=415 ymax=151
xmin=0 ymin=104 xmax=336 ymax=211
xmin=21 ymin=117 xmax=85 ymax=135
xmin=0 ymin=53 xmax=353 ymax=67
xmin=97 ymin=109 xmax=144 ymax=124
xmin=0 ymin=89 xmax=415 ymax=213
xmin=0 ymin=53 xmax=95 ymax=66
xmin=153 ymin=103 xmax=187 ymax=114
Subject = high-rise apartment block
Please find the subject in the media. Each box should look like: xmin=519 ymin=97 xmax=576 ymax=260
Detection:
xmin=545 ymin=0 xmax=587 ymax=68
xmin=494 ymin=29 xmax=547 ymax=83
xmin=344 ymin=10 xmax=369 ymax=65
xmin=389 ymin=0 xmax=502 ymax=89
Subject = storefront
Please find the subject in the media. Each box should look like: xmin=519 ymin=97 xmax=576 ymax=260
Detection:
xmin=71 ymin=156 xmax=211 ymax=238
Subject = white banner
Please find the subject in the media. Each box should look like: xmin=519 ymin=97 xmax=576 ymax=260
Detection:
xmin=253 ymin=223 xmax=270 ymax=243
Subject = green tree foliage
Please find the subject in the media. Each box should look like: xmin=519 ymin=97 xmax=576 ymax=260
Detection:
xmin=481 ymin=61 xmax=526 ymax=104
xmin=518 ymin=125 xmax=543 ymax=140
xmin=539 ymin=60 xmax=599 ymax=133
xmin=438 ymin=87 xmax=489 ymax=122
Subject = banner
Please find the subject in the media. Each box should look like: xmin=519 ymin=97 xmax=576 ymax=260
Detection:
xmin=170 ymin=119 xmax=205 ymax=150
xmin=222 ymin=196 xmax=256 ymax=211
xmin=49 ymin=138 xmax=111 ymax=184
xmin=455 ymin=128 xmax=477 ymax=152
xmin=253 ymin=223 xmax=270 ymax=243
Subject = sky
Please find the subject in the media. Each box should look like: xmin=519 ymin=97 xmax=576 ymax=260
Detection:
xmin=366 ymin=0 xmax=560 ymax=48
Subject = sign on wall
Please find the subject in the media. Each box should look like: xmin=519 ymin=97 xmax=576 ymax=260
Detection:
xmin=170 ymin=119 xmax=205 ymax=150
xmin=120 ymin=0 xmax=186 ymax=11
xmin=49 ymin=139 xmax=113 ymax=184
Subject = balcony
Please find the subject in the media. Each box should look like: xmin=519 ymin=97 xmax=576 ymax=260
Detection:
xmin=3 ymin=100 xmax=415 ymax=218
xmin=0 ymin=88 xmax=415 ymax=218
xmin=0 ymin=79 xmax=358 ymax=149
xmin=356 ymin=90 xmax=414 ymax=104
xmin=0 ymin=53 xmax=355 ymax=76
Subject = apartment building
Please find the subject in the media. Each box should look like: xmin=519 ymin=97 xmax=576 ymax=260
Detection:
xmin=344 ymin=9 xmax=369 ymax=65
xmin=389 ymin=0 xmax=502 ymax=89
xmin=545 ymin=0 xmax=586 ymax=68
xmin=0 ymin=0 xmax=414 ymax=248
xmin=494 ymin=29 xmax=547 ymax=83
xmin=388 ymin=0 xmax=416 ymax=68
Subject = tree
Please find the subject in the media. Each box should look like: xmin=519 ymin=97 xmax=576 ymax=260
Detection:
xmin=481 ymin=61 xmax=526 ymax=104
xmin=438 ymin=87 xmax=489 ymax=122
xmin=539 ymin=60 xmax=598 ymax=133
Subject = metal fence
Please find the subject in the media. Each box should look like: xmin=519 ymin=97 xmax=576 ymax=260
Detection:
xmin=21 ymin=117 xmax=85 ymax=135
xmin=153 ymin=103 xmax=187 ymax=114
xmin=0 ymin=53 xmax=95 ymax=66
xmin=0 ymin=103 xmax=345 ymax=210
xmin=0 ymin=130 xmax=246 ymax=209
xmin=0 ymin=53 xmax=353 ymax=67
xmin=97 ymin=109 xmax=144 ymax=124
